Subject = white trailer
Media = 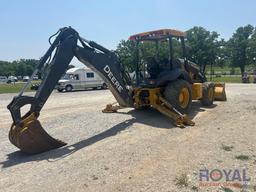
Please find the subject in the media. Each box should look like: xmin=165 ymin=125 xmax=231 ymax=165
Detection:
xmin=56 ymin=67 xmax=107 ymax=92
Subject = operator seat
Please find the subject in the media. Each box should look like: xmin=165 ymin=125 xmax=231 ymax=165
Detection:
xmin=146 ymin=57 xmax=159 ymax=79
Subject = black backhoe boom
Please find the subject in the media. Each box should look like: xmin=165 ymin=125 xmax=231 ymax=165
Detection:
xmin=7 ymin=27 xmax=133 ymax=154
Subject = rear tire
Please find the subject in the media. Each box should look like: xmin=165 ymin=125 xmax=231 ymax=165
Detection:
xmin=201 ymin=82 xmax=215 ymax=106
xmin=102 ymin=83 xmax=107 ymax=89
xmin=65 ymin=85 xmax=73 ymax=92
xmin=164 ymin=79 xmax=192 ymax=114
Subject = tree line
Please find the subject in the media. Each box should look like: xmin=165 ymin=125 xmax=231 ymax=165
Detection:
xmin=1 ymin=25 xmax=256 ymax=77
xmin=0 ymin=59 xmax=38 ymax=77
xmin=116 ymin=25 xmax=256 ymax=75
xmin=0 ymin=59 xmax=74 ymax=78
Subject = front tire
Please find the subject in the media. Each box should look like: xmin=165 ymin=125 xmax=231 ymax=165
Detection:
xmin=65 ymin=85 xmax=73 ymax=92
xmin=102 ymin=83 xmax=108 ymax=89
xmin=201 ymin=82 xmax=215 ymax=106
xmin=164 ymin=79 xmax=192 ymax=114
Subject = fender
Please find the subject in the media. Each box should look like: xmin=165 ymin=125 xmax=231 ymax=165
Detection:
xmin=156 ymin=68 xmax=192 ymax=86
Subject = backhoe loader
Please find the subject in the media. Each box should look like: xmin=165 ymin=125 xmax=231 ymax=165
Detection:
xmin=7 ymin=27 xmax=226 ymax=154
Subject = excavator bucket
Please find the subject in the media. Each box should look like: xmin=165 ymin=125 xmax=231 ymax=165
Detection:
xmin=9 ymin=114 xmax=66 ymax=154
xmin=214 ymin=83 xmax=227 ymax=101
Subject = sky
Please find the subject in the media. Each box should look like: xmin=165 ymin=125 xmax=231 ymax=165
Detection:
xmin=0 ymin=0 xmax=256 ymax=65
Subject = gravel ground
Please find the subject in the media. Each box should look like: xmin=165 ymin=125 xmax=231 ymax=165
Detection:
xmin=0 ymin=84 xmax=255 ymax=192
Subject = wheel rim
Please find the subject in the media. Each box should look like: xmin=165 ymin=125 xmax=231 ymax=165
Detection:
xmin=179 ymin=87 xmax=190 ymax=108
xmin=208 ymin=87 xmax=214 ymax=100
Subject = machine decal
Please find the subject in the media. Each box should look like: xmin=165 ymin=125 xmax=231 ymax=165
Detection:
xmin=103 ymin=65 xmax=124 ymax=93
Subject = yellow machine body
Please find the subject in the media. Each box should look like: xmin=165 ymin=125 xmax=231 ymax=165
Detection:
xmin=192 ymin=82 xmax=226 ymax=101
xmin=214 ymin=83 xmax=227 ymax=101
xmin=104 ymin=81 xmax=226 ymax=128
xmin=103 ymin=87 xmax=195 ymax=127
xmin=192 ymin=83 xmax=203 ymax=100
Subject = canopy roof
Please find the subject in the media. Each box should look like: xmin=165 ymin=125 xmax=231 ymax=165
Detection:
xmin=129 ymin=29 xmax=186 ymax=41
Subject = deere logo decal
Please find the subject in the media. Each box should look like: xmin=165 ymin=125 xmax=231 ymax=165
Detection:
xmin=104 ymin=65 xmax=124 ymax=93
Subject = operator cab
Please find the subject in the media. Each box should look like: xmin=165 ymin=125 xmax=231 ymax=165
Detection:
xmin=129 ymin=29 xmax=188 ymax=87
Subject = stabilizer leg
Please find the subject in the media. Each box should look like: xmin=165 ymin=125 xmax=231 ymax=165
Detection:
xmin=102 ymin=102 xmax=126 ymax=113
xmin=152 ymin=96 xmax=195 ymax=128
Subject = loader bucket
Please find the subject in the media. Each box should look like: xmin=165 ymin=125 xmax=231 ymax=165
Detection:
xmin=214 ymin=83 xmax=227 ymax=101
xmin=9 ymin=119 xmax=66 ymax=154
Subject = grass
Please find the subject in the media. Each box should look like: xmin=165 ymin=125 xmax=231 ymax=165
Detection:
xmin=174 ymin=173 xmax=189 ymax=188
xmin=0 ymin=81 xmax=40 ymax=94
xmin=0 ymin=83 xmax=32 ymax=94
xmin=205 ymin=67 xmax=241 ymax=75
xmin=209 ymin=76 xmax=242 ymax=83
xmin=205 ymin=65 xmax=256 ymax=75
xmin=221 ymin=144 xmax=234 ymax=152
xmin=0 ymin=72 xmax=248 ymax=95
xmin=0 ymin=83 xmax=28 ymax=94
xmin=191 ymin=186 xmax=198 ymax=191
xmin=221 ymin=187 xmax=234 ymax=192
xmin=235 ymin=155 xmax=250 ymax=161
xmin=205 ymin=65 xmax=256 ymax=83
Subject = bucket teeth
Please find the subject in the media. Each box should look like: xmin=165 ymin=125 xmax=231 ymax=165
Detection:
xmin=9 ymin=120 xmax=66 ymax=154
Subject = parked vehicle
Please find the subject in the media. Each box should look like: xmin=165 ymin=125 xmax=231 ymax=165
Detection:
xmin=7 ymin=76 xmax=18 ymax=83
xmin=56 ymin=67 xmax=107 ymax=92
xmin=23 ymin=76 xmax=30 ymax=82
xmin=31 ymin=83 xmax=40 ymax=90
xmin=242 ymin=72 xmax=250 ymax=83
xmin=0 ymin=76 xmax=8 ymax=83
xmin=17 ymin=76 xmax=23 ymax=81
xmin=33 ymin=75 xmax=39 ymax=80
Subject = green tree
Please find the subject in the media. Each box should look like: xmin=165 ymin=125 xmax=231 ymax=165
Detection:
xmin=227 ymin=25 xmax=254 ymax=75
xmin=186 ymin=26 xmax=219 ymax=72
xmin=247 ymin=28 xmax=256 ymax=66
xmin=116 ymin=40 xmax=137 ymax=71
xmin=213 ymin=38 xmax=232 ymax=69
xmin=116 ymin=38 xmax=183 ymax=72
xmin=0 ymin=61 xmax=10 ymax=76
xmin=0 ymin=59 xmax=38 ymax=77
xmin=16 ymin=63 xmax=26 ymax=76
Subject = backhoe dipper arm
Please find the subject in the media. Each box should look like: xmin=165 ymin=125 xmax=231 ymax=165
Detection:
xmin=7 ymin=27 xmax=134 ymax=154
xmin=8 ymin=27 xmax=133 ymax=126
